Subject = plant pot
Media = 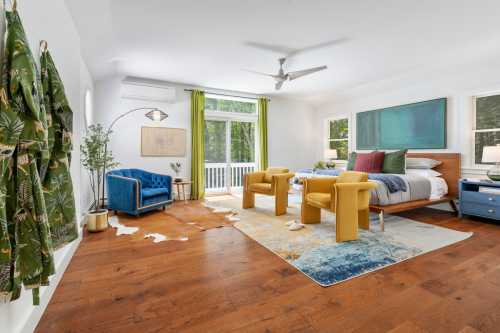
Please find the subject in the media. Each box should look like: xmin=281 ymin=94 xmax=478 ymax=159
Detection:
xmin=87 ymin=209 xmax=108 ymax=232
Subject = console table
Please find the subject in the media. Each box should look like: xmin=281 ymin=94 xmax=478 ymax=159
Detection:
xmin=459 ymin=179 xmax=500 ymax=220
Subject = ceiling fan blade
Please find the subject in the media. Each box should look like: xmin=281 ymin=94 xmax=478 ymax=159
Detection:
xmin=243 ymin=69 xmax=278 ymax=78
xmin=275 ymin=80 xmax=285 ymax=90
xmin=287 ymin=66 xmax=327 ymax=80
xmin=244 ymin=41 xmax=297 ymax=55
xmin=288 ymin=38 xmax=348 ymax=57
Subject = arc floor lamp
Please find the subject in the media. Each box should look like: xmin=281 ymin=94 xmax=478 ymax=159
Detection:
xmin=101 ymin=107 xmax=169 ymax=207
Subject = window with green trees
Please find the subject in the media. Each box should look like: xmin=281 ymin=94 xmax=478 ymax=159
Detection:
xmin=328 ymin=117 xmax=349 ymax=160
xmin=204 ymin=96 xmax=257 ymax=164
xmin=205 ymin=97 xmax=256 ymax=114
xmin=475 ymin=94 xmax=500 ymax=164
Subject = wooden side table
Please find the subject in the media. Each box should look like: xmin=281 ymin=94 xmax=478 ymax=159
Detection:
xmin=173 ymin=181 xmax=192 ymax=202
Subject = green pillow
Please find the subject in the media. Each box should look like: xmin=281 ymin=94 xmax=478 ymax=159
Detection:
xmin=347 ymin=152 xmax=357 ymax=170
xmin=382 ymin=149 xmax=407 ymax=174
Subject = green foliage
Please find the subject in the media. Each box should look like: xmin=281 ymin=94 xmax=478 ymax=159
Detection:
xmin=313 ymin=161 xmax=326 ymax=171
xmin=329 ymin=140 xmax=348 ymax=161
xmin=204 ymin=97 xmax=256 ymax=164
xmin=204 ymin=120 xmax=227 ymax=163
xmin=231 ymin=121 xmax=255 ymax=163
xmin=329 ymin=118 xmax=348 ymax=140
xmin=205 ymin=97 xmax=256 ymax=114
xmin=204 ymin=120 xmax=255 ymax=164
xmin=329 ymin=118 xmax=349 ymax=160
xmin=80 ymin=124 xmax=119 ymax=210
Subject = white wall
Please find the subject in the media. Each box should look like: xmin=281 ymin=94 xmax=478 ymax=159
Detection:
xmin=268 ymin=97 xmax=317 ymax=171
xmin=94 ymin=77 xmax=192 ymax=178
xmin=314 ymin=57 xmax=500 ymax=179
xmin=93 ymin=77 xmax=317 ymax=186
xmin=0 ymin=1 xmax=94 ymax=332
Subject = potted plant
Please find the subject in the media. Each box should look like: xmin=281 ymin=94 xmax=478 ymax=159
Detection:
xmin=80 ymin=124 xmax=119 ymax=232
xmin=170 ymin=162 xmax=183 ymax=182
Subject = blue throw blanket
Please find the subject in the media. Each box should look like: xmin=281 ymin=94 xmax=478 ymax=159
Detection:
xmin=297 ymin=169 xmax=407 ymax=194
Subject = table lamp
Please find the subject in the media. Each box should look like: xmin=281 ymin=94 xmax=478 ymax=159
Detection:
xmin=324 ymin=149 xmax=337 ymax=169
xmin=482 ymin=145 xmax=500 ymax=181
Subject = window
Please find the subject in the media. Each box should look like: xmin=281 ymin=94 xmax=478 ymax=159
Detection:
xmin=205 ymin=96 xmax=256 ymax=114
xmin=204 ymin=94 xmax=258 ymax=192
xmin=327 ymin=117 xmax=349 ymax=160
xmin=474 ymin=93 xmax=500 ymax=165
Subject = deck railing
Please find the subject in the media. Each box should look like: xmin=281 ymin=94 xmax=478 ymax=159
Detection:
xmin=205 ymin=162 xmax=256 ymax=192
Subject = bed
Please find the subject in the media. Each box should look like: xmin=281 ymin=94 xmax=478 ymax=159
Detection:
xmin=294 ymin=153 xmax=461 ymax=230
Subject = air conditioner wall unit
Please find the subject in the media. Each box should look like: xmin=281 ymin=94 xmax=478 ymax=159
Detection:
xmin=121 ymin=81 xmax=176 ymax=102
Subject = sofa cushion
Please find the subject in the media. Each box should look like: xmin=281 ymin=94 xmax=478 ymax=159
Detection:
xmin=142 ymin=187 xmax=170 ymax=199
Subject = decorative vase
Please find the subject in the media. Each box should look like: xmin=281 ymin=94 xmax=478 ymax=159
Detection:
xmin=487 ymin=163 xmax=500 ymax=181
xmin=87 ymin=209 xmax=108 ymax=232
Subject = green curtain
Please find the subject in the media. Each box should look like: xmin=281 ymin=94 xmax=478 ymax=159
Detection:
xmin=40 ymin=48 xmax=78 ymax=250
xmin=258 ymin=97 xmax=268 ymax=170
xmin=190 ymin=90 xmax=205 ymax=200
xmin=0 ymin=10 xmax=55 ymax=305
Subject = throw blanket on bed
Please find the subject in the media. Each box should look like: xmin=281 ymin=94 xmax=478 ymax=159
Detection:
xmin=297 ymin=169 xmax=407 ymax=194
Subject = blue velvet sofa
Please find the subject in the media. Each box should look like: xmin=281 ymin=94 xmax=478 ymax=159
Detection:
xmin=107 ymin=169 xmax=172 ymax=216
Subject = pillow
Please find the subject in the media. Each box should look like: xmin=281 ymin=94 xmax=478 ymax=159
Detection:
xmin=382 ymin=149 xmax=407 ymax=174
xmin=264 ymin=167 xmax=289 ymax=183
xmin=406 ymin=168 xmax=442 ymax=178
xmin=406 ymin=157 xmax=441 ymax=169
xmin=346 ymin=152 xmax=357 ymax=170
xmin=353 ymin=151 xmax=385 ymax=173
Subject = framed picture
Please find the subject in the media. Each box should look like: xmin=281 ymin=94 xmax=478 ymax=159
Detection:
xmin=141 ymin=127 xmax=186 ymax=157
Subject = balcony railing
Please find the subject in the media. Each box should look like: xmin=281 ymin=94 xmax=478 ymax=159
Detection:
xmin=205 ymin=162 xmax=256 ymax=192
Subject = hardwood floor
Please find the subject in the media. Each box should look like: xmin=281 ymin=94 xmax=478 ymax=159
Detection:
xmin=35 ymin=202 xmax=500 ymax=333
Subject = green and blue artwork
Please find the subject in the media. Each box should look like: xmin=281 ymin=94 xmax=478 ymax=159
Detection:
xmin=357 ymin=98 xmax=446 ymax=150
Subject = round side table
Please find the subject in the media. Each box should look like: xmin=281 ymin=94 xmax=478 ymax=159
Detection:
xmin=173 ymin=181 xmax=192 ymax=202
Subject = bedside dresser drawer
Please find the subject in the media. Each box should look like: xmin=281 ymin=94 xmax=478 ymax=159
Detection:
xmin=461 ymin=202 xmax=500 ymax=220
xmin=461 ymin=191 xmax=500 ymax=205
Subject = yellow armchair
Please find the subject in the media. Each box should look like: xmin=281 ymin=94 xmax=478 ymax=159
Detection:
xmin=243 ymin=167 xmax=295 ymax=216
xmin=301 ymin=171 xmax=377 ymax=242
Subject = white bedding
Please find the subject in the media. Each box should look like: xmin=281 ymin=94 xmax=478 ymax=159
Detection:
xmin=428 ymin=176 xmax=448 ymax=200
xmin=293 ymin=172 xmax=448 ymax=206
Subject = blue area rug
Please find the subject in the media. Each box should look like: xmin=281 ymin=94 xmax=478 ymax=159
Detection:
xmin=206 ymin=194 xmax=473 ymax=286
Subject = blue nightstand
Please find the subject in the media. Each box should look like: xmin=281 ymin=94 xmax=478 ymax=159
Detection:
xmin=459 ymin=179 xmax=500 ymax=220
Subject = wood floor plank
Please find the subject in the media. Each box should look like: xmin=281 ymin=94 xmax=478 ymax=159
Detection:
xmin=35 ymin=203 xmax=500 ymax=333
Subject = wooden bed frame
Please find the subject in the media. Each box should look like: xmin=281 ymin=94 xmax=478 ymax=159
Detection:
xmin=369 ymin=153 xmax=461 ymax=231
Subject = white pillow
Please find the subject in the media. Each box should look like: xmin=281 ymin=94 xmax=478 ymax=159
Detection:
xmin=406 ymin=157 xmax=442 ymax=169
xmin=406 ymin=168 xmax=442 ymax=178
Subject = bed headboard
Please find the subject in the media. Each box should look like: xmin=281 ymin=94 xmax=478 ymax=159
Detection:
xmin=406 ymin=153 xmax=461 ymax=198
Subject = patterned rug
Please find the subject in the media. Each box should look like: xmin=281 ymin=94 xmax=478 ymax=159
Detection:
xmin=205 ymin=194 xmax=473 ymax=287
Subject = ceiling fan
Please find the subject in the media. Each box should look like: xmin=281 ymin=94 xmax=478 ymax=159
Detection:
xmin=246 ymin=57 xmax=327 ymax=90
xmin=243 ymin=38 xmax=347 ymax=90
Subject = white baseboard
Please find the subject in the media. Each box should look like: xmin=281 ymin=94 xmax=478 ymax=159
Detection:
xmin=0 ymin=235 xmax=82 ymax=333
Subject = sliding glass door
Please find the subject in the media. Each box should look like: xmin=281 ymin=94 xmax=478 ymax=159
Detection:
xmin=205 ymin=119 xmax=256 ymax=193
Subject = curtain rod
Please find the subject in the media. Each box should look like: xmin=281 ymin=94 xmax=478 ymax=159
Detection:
xmin=184 ymin=89 xmax=270 ymax=102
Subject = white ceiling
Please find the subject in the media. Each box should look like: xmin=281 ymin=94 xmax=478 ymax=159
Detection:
xmin=66 ymin=0 xmax=500 ymax=104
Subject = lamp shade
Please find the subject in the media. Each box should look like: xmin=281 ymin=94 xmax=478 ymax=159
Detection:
xmin=145 ymin=108 xmax=168 ymax=122
xmin=324 ymin=149 xmax=338 ymax=159
xmin=482 ymin=145 xmax=500 ymax=163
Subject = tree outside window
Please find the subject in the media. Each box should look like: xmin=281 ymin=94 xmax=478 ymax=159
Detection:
xmin=474 ymin=94 xmax=500 ymax=165
xmin=328 ymin=118 xmax=349 ymax=160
